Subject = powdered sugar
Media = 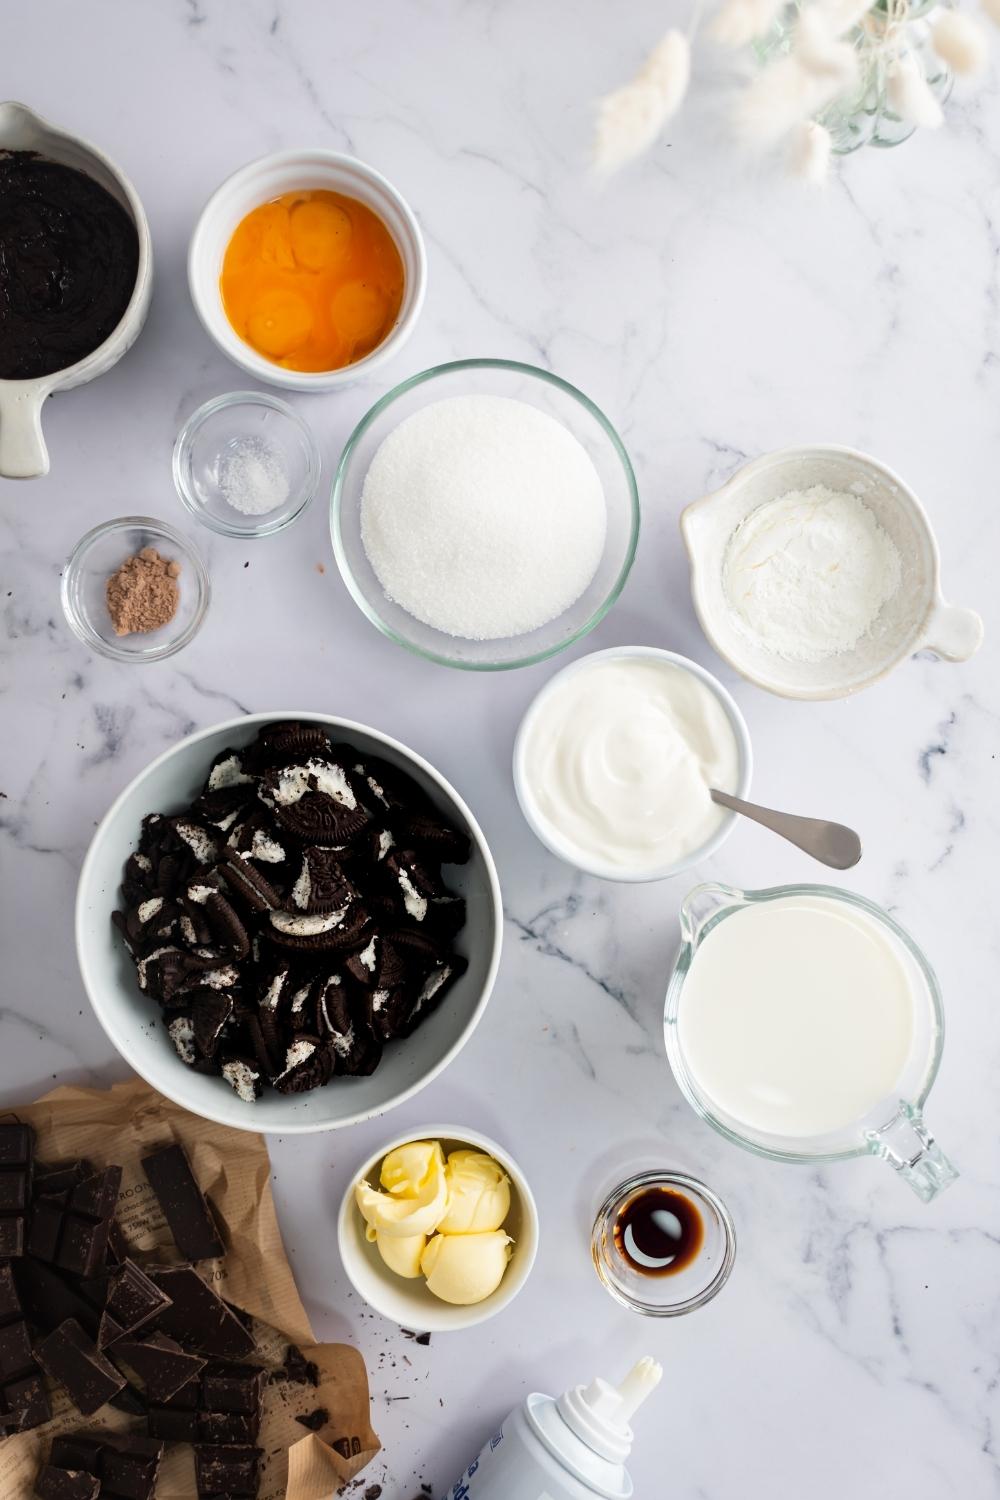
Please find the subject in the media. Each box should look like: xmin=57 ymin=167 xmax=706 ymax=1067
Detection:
xmin=723 ymin=486 xmax=902 ymax=663
xmin=360 ymin=394 xmax=607 ymax=640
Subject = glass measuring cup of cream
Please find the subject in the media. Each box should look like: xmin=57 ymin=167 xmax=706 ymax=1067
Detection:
xmin=663 ymin=883 xmax=956 ymax=1202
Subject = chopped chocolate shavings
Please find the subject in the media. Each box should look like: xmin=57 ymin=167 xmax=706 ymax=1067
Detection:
xmin=295 ymin=1406 xmax=328 ymax=1430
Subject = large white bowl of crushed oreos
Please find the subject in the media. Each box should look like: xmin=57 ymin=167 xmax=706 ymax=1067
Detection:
xmin=76 ymin=713 xmax=503 ymax=1133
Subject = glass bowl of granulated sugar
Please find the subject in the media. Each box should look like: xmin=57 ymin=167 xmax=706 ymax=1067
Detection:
xmin=331 ymin=359 xmax=640 ymax=670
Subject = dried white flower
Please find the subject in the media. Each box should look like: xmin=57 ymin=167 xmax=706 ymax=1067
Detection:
xmin=887 ymin=54 xmax=945 ymax=126
xmin=794 ymin=5 xmax=860 ymax=84
xmin=815 ymin=0 xmax=879 ymax=35
xmin=712 ymin=0 xmax=786 ymax=47
xmin=738 ymin=49 xmax=849 ymax=143
xmin=789 ymin=119 xmax=833 ymax=180
xmin=593 ymin=30 xmax=692 ymax=175
xmin=932 ymin=9 xmax=991 ymax=72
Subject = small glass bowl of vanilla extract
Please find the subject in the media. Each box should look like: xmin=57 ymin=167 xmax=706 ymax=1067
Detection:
xmin=591 ymin=1170 xmax=736 ymax=1316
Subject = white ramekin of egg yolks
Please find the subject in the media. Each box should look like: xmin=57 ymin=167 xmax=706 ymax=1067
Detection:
xmin=188 ymin=149 xmax=426 ymax=393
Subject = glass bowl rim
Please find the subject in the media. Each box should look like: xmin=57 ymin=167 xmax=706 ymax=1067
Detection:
xmin=591 ymin=1168 xmax=737 ymax=1317
xmin=663 ymin=880 xmax=946 ymax=1165
xmin=61 ymin=514 xmax=211 ymax=662
xmin=329 ymin=356 xmax=641 ymax=671
xmin=172 ymin=389 xmax=322 ymax=539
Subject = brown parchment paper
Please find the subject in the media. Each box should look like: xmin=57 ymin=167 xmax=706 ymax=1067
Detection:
xmin=0 ymin=1077 xmax=380 ymax=1500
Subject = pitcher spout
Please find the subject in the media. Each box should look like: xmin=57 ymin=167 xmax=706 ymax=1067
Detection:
xmin=678 ymin=883 xmax=742 ymax=947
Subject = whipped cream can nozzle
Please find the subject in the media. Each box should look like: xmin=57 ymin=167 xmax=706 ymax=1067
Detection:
xmin=615 ymin=1356 xmax=663 ymax=1426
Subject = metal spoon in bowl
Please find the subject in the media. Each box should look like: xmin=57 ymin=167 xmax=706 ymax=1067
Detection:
xmin=710 ymin=789 xmax=862 ymax=870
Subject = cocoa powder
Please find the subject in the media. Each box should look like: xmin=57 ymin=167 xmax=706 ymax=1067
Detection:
xmin=105 ymin=546 xmax=181 ymax=636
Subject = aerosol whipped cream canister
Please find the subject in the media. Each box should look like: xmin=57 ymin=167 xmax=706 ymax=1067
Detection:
xmin=441 ymin=1356 xmax=662 ymax=1500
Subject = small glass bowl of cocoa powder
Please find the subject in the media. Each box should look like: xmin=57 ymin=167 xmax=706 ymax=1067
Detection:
xmin=61 ymin=517 xmax=210 ymax=661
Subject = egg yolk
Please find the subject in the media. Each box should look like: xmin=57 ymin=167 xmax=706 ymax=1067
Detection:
xmin=221 ymin=189 xmax=404 ymax=372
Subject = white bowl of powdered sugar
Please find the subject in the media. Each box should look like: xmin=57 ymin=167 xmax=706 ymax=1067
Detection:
xmin=681 ymin=445 xmax=983 ymax=700
xmin=331 ymin=359 xmax=640 ymax=670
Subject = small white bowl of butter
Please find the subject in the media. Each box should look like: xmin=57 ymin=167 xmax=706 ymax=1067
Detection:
xmin=338 ymin=1124 xmax=539 ymax=1332
xmin=513 ymin=646 xmax=752 ymax=883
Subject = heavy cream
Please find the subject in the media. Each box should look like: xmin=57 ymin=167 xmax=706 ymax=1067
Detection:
xmin=677 ymin=895 xmax=918 ymax=1139
xmin=521 ymin=655 xmax=742 ymax=873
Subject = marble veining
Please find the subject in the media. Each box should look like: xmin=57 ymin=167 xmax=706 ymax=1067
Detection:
xmin=3 ymin=1 xmax=1000 ymax=1496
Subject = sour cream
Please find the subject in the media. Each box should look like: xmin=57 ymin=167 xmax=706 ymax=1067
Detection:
xmin=517 ymin=652 xmax=744 ymax=875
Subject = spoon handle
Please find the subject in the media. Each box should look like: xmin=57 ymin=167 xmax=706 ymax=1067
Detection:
xmin=710 ymin=789 xmax=862 ymax=870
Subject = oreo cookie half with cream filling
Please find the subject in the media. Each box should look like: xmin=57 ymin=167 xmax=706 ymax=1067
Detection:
xmin=259 ymin=758 xmax=369 ymax=846
xmin=272 ymin=1037 xmax=332 ymax=1093
xmin=287 ymin=847 xmax=358 ymax=913
xmin=220 ymin=1056 xmax=262 ymax=1103
xmin=267 ymin=901 xmax=371 ymax=954
xmin=217 ymin=848 xmax=283 ymax=914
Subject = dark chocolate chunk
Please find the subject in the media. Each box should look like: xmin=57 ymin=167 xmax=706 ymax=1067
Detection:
xmin=275 ymin=1343 xmax=319 ymax=1386
xmin=142 ymin=1143 xmax=224 ymax=1261
xmin=13 ymin=1255 xmax=101 ymax=1340
xmin=194 ymin=1443 xmax=262 ymax=1497
xmin=28 ymin=1166 xmax=121 ymax=1279
xmin=114 ymin=1331 xmax=206 ymax=1402
xmin=201 ymin=1362 xmax=265 ymax=1414
xmin=34 ymin=1159 xmax=94 ymax=1203
xmin=35 ymin=1317 xmax=126 ymax=1416
xmin=33 ymin=1467 xmax=101 ymax=1500
xmin=295 ymin=1406 xmax=328 ymax=1430
xmin=0 ymin=1260 xmax=50 ymax=1433
xmin=149 ymin=1266 xmax=255 ymax=1358
xmin=0 ymin=1123 xmax=33 ymax=1256
xmin=51 ymin=1433 xmax=163 ymax=1500
xmin=99 ymin=1257 xmax=172 ymax=1346
xmin=109 ymin=1380 xmax=148 ymax=1416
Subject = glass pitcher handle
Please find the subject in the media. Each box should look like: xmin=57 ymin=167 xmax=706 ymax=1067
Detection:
xmin=865 ymin=1103 xmax=958 ymax=1203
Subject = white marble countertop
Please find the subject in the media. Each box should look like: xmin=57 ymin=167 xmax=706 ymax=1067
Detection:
xmin=4 ymin=2 xmax=1000 ymax=1496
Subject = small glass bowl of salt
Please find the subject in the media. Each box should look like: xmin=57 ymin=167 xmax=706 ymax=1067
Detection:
xmin=173 ymin=390 xmax=321 ymax=538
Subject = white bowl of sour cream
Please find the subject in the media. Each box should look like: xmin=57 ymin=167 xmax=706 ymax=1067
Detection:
xmin=513 ymin=646 xmax=752 ymax=882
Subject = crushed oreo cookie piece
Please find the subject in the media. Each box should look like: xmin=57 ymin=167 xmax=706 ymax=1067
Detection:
xmin=114 ymin=722 xmax=472 ymax=1102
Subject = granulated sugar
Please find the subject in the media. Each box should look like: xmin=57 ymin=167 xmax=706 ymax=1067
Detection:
xmin=360 ymin=394 xmax=607 ymax=640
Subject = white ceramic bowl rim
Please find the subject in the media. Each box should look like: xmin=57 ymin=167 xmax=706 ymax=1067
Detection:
xmin=76 ymin=712 xmax=503 ymax=1132
xmin=187 ymin=148 xmax=427 ymax=393
xmin=337 ymin=1121 xmax=539 ymax=1331
xmin=513 ymin=645 xmax=753 ymax=884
